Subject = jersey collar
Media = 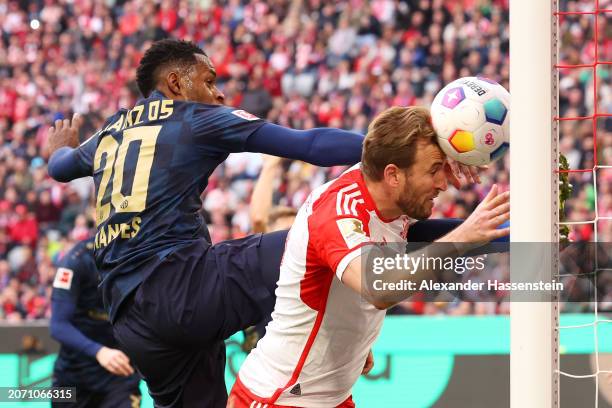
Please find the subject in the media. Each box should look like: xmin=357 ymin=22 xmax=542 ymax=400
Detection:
xmin=149 ymin=90 xmax=166 ymax=99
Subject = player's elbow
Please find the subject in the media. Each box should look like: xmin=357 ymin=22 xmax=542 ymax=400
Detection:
xmin=250 ymin=214 xmax=267 ymax=233
xmin=47 ymin=158 xmax=70 ymax=182
xmin=251 ymin=220 xmax=267 ymax=234
xmin=362 ymin=291 xmax=397 ymax=310
xmin=49 ymin=319 xmax=62 ymax=342
xmin=47 ymin=163 xmax=68 ymax=182
xmin=49 ymin=306 xmax=71 ymax=343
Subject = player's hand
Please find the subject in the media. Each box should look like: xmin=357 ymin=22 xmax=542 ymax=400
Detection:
xmin=361 ymin=349 xmax=374 ymax=375
xmin=95 ymin=346 xmax=135 ymax=377
xmin=442 ymin=184 xmax=510 ymax=243
xmin=47 ymin=113 xmax=83 ymax=156
xmin=445 ymin=159 xmax=486 ymax=189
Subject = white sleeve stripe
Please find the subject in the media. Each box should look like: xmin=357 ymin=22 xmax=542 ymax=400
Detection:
xmin=335 ymin=247 xmax=364 ymax=280
xmin=335 ymin=183 xmax=360 ymax=216
xmin=350 ymin=198 xmax=364 ymax=217
xmin=335 ymin=183 xmax=359 ymax=215
xmin=78 ymin=132 xmax=98 ymax=148
xmin=342 ymin=190 xmax=361 ymax=215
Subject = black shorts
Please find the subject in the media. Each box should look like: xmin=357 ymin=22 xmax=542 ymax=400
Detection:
xmin=51 ymin=380 xmax=141 ymax=408
xmin=112 ymin=231 xmax=287 ymax=408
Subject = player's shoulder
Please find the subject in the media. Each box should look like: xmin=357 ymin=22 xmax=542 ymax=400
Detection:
xmin=53 ymin=238 xmax=95 ymax=291
xmin=312 ymin=165 xmax=366 ymax=213
xmin=191 ymin=103 xmax=262 ymax=122
xmin=79 ymin=109 xmax=128 ymax=149
xmin=295 ymin=165 xmax=373 ymax=254
xmin=305 ymin=164 xmax=371 ymax=228
xmin=58 ymin=237 xmax=95 ymax=269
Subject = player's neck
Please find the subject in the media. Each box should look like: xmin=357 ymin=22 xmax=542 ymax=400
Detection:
xmin=155 ymin=86 xmax=187 ymax=101
xmin=362 ymin=177 xmax=403 ymax=220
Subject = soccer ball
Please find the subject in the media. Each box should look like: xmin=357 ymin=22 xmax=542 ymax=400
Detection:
xmin=430 ymin=76 xmax=510 ymax=166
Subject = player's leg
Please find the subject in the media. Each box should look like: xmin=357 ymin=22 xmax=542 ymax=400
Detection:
xmin=180 ymin=341 xmax=227 ymax=408
xmin=255 ymin=229 xmax=289 ymax=299
xmin=112 ymin=289 xmax=220 ymax=408
xmin=50 ymin=389 xmax=101 ymax=408
xmin=113 ymin=238 xmax=251 ymax=407
xmin=52 ymin=373 xmax=103 ymax=408
xmin=240 ymin=229 xmax=289 ymax=350
xmin=96 ymin=382 xmax=142 ymax=408
xmin=113 ymin=232 xmax=288 ymax=407
xmin=203 ymin=230 xmax=288 ymax=340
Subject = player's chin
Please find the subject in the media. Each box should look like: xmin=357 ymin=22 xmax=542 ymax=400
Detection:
xmin=423 ymin=198 xmax=434 ymax=218
xmin=418 ymin=202 xmax=434 ymax=219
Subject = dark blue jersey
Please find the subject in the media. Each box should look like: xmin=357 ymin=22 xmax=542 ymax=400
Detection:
xmin=68 ymin=92 xmax=266 ymax=320
xmin=50 ymin=238 xmax=139 ymax=392
xmin=48 ymin=91 xmax=364 ymax=321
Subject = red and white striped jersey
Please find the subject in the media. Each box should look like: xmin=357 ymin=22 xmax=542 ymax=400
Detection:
xmin=237 ymin=165 xmax=411 ymax=407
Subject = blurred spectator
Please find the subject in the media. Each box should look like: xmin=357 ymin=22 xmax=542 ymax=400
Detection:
xmin=0 ymin=0 xmax=605 ymax=320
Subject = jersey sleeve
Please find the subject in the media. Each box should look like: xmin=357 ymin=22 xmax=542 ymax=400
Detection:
xmin=74 ymin=133 xmax=98 ymax=173
xmin=245 ymin=123 xmax=364 ymax=166
xmin=191 ymin=105 xmax=266 ymax=154
xmin=51 ymin=252 xmax=82 ymax=302
xmin=47 ymin=133 xmax=98 ymax=182
xmin=310 ymin=192 xmax=372 ymax=280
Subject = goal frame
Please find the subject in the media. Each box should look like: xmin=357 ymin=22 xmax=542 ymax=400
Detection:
xmin=509 ymin=0 xmax=560 ymax=407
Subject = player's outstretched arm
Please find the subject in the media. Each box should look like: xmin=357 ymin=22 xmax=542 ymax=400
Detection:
xmin=341 ymin=185 xmax=510 ymax=309
xmin=246 ymin=123 xmax=364 ymax=167
xmin=409 ymin=218 xmax=510 ymax=244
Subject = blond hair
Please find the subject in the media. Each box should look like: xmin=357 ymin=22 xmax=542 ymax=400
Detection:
xmin=361 ymin=106 xmax=437 ymax=181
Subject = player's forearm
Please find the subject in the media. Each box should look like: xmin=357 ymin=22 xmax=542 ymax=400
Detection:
xmin=250 ymin=164 xmax=278 ymax=233
xmin=364 ymin=243 xmax=464 ymax=309
xmin=50 ymin=300 xmax=103 ymax=357
xmin=299 ymin=127 xmax=364 ymax=166
xmin=247 ymin=123 xmax=364 ymax=166
xmin=409 ymin=219 xmax=510 ymax=244
xmin=366 ymin=220 xmax=511 ymax=308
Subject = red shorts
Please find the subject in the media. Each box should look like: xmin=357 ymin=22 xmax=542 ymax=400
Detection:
xmin=229 ymin=376 xmax=356 ymax=408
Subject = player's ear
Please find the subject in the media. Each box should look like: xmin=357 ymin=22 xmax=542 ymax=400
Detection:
xmin=383 ymin=164 xmax=402 ymax=187
xmin=165 ymin=70 xmax=183 ymax=98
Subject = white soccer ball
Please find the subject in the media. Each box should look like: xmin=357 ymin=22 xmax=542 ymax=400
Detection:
xmin=430 ymin=76 xmax=510 ymax=166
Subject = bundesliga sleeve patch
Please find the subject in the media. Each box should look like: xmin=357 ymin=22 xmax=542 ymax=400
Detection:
xmin=336 ymin=218 xmax=369 ymax=249
xmin=231 ymin=109 xmax=259 ymax=121
xmin=53 ymin=268 xmax=74 ymax=290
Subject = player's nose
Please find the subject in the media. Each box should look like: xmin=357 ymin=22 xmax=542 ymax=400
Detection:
xmin=435 ymin=171 xmax=448 ymax=191
xmin=216 ymin=90 xmax=225 ymax=104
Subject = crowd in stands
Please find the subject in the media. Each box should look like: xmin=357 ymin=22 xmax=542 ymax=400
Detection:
xmin=0 ymin=0 xmax=608 ymax=321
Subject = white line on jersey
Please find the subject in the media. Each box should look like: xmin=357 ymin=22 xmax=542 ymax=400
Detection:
xmin=350 ymin=198 xmax=365 ymax=216
xmin=336 ymin=183 xmax=360 ymax=216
